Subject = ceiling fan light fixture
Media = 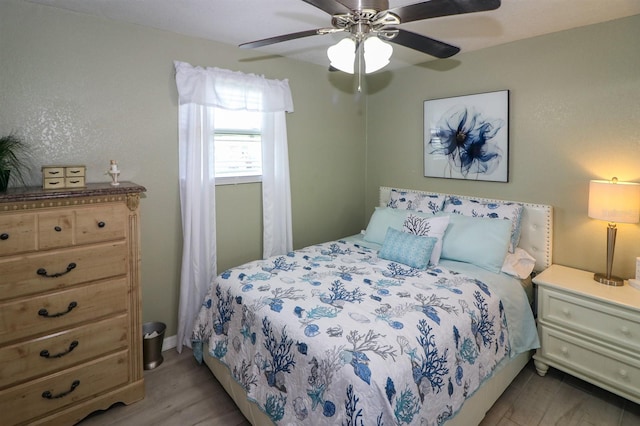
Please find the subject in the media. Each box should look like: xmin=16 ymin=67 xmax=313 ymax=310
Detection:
xmin=363 ymin=36 xmax=392 ymax=73
xmin=327 ymin=38 xmax=356 ymax=73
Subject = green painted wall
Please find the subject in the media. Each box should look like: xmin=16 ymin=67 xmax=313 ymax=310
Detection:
xmin=2 ymin=0 xmax=639 ymax=339
xmin=0 ymin=0 xmax=366 ymax=337
xmin=365 ymin=14 xmax=640 ymax=279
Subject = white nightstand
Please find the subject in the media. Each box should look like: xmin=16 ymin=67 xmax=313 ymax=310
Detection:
xmin=532 ymin=264 xmax=640 ymax=404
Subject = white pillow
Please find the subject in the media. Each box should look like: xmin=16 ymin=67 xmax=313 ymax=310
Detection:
xmin=387 ymin=189 xmax=446 ymax=214
xmin=501 ymin=248 xmax=536 ymax=279
xmin=402 ymin=214 xmax=450 ymax=266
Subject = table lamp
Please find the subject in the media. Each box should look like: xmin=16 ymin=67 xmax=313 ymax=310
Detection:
xmin=588 ymin=177 xmax=640 ymax=286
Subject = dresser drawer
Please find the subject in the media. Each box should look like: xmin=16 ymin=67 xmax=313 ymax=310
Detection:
xmin=75 ymin=204 xmax=127 ymax=245
xmin=538 ymin=326 xmax=640 ymax=400
xmin=539 ymin=286 xmax=640 ymax=352
xmin=0 ymin=213 xmax=36 ymax=256
xmin=0 ymin=241 xmax=126 ymax=301
xmin=0 ymin=278 xmax=128 ymax=345
xmin=38 ymin=211 xmax=74 ymax=249
xmin=0 ymin=314 xmax=129 ymax=389
xmin=0 ymin=350 xmax=129 ymax=426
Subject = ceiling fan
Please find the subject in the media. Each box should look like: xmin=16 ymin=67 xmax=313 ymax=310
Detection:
xmin=240 ymin=0 xmax=502 ymax=74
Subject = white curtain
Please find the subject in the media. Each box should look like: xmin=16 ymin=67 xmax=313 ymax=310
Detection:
xmin=174 ymin=61 xmax=294 ymax=352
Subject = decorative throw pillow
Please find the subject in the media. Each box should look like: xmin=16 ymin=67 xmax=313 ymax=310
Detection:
xmin=387 ymin=189 xmax=446 ymax=214
xmin=378 ymin=227 xmax=437 ymax=270
xmin=402 ymin=214 xmax=450 ymax=266
xmin=363 ymin=207 xmax=409 ymax=245
xmin=443 ymin=196 xmax=524 ymax=253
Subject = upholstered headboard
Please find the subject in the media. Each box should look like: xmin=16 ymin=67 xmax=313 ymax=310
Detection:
xmin=379 ymin=187 xmax=553 ymax=272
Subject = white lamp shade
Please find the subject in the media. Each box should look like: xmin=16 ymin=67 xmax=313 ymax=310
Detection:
xmin=363 ymin=37 xmax=393 ymax=73
xmin=327 ymin=38 xmax=355 ymax=74
xmin=588 ymin=179 xmax=640 ymax=223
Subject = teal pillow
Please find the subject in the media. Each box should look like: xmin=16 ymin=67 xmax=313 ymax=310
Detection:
xmin=378 ymin=228 xmax=437 ymax=270
xmin=363 ymin=207 xmax=409 ymax=245
xmin=439 ymin=213 xmax=511 ymax=273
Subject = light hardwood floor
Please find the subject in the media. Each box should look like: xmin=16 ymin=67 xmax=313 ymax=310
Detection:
xmin=79 ymin=348 xmax=640 ymax=426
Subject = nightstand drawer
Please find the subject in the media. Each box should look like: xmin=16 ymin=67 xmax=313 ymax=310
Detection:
xmin=539 ymin=286 xmax=640 ymax=352
xmin=0 ymin=314 xmax=128 ymax=388
xmin=0 ymin=278 xmax=128 ymax=344
xmin=539 ymin=326 xmax=640 ymax=400
xmin=0 ymin=350 xmax=129 ymax=426
xmin=0 ymin=241 xmax=127 ymax=300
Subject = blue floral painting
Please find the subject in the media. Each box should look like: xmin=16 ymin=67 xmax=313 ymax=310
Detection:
xmin=424 ymin=90 xmax=509 ymax=182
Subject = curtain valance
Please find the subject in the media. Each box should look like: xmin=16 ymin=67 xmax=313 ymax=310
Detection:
xmin=174 ymin=61 xmax=294 ymax=112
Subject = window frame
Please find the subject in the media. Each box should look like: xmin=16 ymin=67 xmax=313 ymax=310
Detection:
xmin=213 ymin=108 xmax=263 ymax=186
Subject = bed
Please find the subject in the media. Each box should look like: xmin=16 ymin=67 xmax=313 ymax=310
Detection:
xmin=192 ymin=186 xmax=553 ymax=425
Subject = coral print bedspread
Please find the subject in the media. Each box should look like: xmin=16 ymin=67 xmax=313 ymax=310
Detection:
xmin=192 ymin=240 xmax=513 ymax=425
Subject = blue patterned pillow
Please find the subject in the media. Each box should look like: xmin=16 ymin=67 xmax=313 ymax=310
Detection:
xmin=378 ymin=228 xmax=437 ymax=270
xmin=387 ymin=189 xmax=446 ymax=214
xmin=443 ymin=196 xmax=523 ymax=253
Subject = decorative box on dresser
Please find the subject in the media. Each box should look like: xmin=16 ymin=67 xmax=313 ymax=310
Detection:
xmin=0 ymin=182 xmax=146 ymax=425
xmin=533 ymin=264 xmax=640 ymax=404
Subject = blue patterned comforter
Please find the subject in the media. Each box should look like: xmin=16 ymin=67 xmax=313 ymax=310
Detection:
xmin=192 ymin=240 xmax=535 ymax=425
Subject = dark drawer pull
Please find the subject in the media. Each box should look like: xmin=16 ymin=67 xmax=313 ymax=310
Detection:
xmin=40 ymin=340 xmax=79 ymax=359
xmin=38 ymin=301 xmax=78 ymax=318
xmin=68 ymin=170 xmax=81 ymax=174
xmin=37 ymin=262 xmax=76 ymax=278
xmin=48 ymin=170 xmax=61 ymax=175
xmin=98 ymin=221 xmax=106 ymax=228
xmin=0 ymin=233 xmax=8 ymax=240
xmin=54 ymin=226 xmax=62 ymax=232
xmin=42 ymin=380 xmax=80 ymax=399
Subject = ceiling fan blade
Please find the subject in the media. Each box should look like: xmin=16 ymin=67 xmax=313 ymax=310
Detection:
xmin=302 ymin=0 xmax=351 ymax=15
xmin=388 ymin=0 xmax=501 ymax=24
xmin=240 ymin=29 xmax=324 ymax=49
xmin=382 ymin=28 xmax=460 ymax=58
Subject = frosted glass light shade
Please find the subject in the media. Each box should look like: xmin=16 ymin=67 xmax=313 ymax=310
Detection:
xmin=327 ymin=36 xmax=393 ymax=74
xmin=588 ymin=179 xmax=640 ymax=224
xmin=364 ymin=37 xmax=392 ymax=73
xmin=327 ymin=38 xmax=355 ymax=74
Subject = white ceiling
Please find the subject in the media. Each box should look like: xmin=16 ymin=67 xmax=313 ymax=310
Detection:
xmin=25 ymin=0 xmax=640 ymax=70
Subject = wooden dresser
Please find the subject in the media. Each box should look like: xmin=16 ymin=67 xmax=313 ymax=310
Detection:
xmin=0 ymin=182 xmax=146 ymax=425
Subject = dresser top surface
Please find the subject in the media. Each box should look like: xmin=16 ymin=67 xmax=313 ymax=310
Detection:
xmin=0 ymin=182 xmax=146 ymax=203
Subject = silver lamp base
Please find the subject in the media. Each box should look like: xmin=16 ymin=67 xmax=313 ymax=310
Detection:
xmin=593 ymin=272 xmax=624 ymax=286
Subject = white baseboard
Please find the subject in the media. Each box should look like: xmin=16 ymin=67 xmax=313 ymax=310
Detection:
xmin=162 ymin=334 xmax=178 ymax=352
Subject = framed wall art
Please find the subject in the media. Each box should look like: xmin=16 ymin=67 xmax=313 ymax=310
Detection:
xmin=424 ymin=90 xmax=509 ymax=182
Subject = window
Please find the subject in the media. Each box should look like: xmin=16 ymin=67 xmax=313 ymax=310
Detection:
xmin=214 ymin=108 xmax=262 ymax=185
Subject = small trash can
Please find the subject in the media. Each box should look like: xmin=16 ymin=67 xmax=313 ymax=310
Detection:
xmin=142 ymin=321 xmax=166 ymax=370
